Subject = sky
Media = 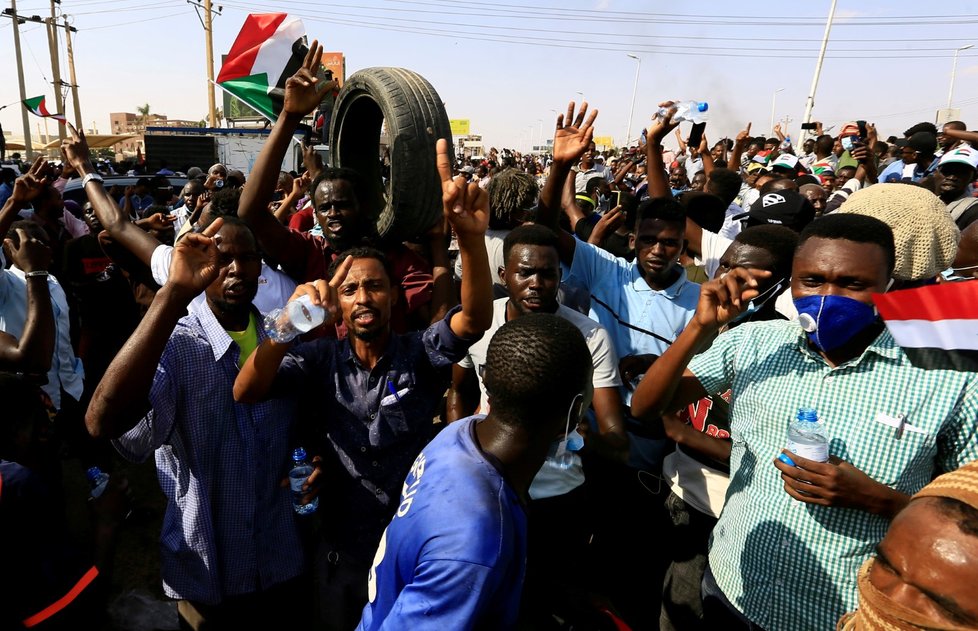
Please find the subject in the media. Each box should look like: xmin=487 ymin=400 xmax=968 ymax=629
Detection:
xmin=2 ymin=0 xmax=978 ymax=153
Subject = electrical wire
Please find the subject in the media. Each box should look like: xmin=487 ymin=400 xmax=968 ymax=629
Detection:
xmin=83 ymin=10 xmax=186 ymax=30
xmin=215 ymin=0 xmax=978 ymax=28
xmin=218 ymin=1 xmax=978 ymax=60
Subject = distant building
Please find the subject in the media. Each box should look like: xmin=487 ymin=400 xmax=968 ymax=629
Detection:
xmin=109 ymin=112 xmax=200 ymax=159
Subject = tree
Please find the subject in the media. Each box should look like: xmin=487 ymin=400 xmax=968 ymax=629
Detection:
xmin=136 ymin=103 xmax=151 ymax=130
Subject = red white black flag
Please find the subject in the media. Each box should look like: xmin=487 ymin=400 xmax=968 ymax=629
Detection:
xmin=873 ymin=282 xmax=978 ymax=372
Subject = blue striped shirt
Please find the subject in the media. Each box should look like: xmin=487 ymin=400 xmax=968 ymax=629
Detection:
xmin=114 ymin=296 xmax=303 ymax=604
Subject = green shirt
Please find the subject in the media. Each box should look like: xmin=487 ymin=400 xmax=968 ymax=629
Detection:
xmin=226 ymin=313 xmax=259 ymax=369
xmin=688 ymin=319 xmax=978 ymax=631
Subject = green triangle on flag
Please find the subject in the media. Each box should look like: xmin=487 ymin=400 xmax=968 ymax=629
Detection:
xmin=219 ymin=74 xmax=276 ymax=121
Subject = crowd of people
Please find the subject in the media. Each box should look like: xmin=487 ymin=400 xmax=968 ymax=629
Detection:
xmin=3 ymin=40 xmax=978 ymax=631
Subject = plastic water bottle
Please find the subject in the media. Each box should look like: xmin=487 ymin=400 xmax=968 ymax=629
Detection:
xmin=86 ymin=466 xmax=110 ymax=499
xmin=785 ymin=408 xmax=829 ymax=463
xmin=657 ymin=100 xmax=709 ymax=124
xmin=264 ymin=295 xmax=327 ymax=343
xmin=543 ymin=429 xmax=585 ymax=470
xmin=289 ymin=447 xmax=319 ymax=515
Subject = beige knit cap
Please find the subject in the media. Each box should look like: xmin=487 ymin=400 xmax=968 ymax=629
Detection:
xmin=838 ymin=184 xmax=960 ymax=281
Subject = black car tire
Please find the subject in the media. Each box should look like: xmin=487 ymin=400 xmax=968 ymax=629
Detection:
xmin=328 ymin=67 xmax=451 ymax=241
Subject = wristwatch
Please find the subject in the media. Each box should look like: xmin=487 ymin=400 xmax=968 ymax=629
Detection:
xmin=81 ymin=172 xmax=104 ymax=187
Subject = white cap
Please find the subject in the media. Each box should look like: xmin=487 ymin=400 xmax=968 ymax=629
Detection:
xmin=770 ymin=153 xmax=800 ymax=171
xmin=939 ymin=145 xmax=978 ymax=170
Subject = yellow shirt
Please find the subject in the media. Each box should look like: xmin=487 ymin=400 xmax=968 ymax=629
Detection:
xmin=226 ymin=312 xmax=259 ymax=368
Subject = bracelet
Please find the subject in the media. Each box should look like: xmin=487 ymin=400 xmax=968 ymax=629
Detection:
xmin=81 ymin=172 xmax=104 ymax=188
xmin=24 ymin=270 xmax=49 ymax=278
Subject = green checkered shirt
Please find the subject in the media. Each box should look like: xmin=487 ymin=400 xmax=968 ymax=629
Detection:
xmin=688 ymin=320 xmax=978 ymax=631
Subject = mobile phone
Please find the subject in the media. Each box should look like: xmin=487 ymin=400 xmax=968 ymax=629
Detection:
xmin=856 ymin=120 xmax=868 ymax=142
xmin=687 ymin=122 xmax=706 ymax=148
xmin=612 ymin=190 xmax=622 ymax=208
xmin=800 ymin=122 xmax=818 ymax=131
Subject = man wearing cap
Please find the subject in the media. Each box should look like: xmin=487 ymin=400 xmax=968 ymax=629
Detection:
xmin=936 ymin=146 xmax=978 ymax=229
xmin=879 ymin=132 xmax=939 ymax=183
xmin=768 ymin=153 xmax=802 ymax=178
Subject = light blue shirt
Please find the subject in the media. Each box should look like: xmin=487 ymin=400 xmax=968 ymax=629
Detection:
xmin=0 ymin=258 xmax=84 ymax=409
xmin=878 ymin=156 xmax=939 ymax=183
xmin=568 ymin=240 xmax=700 ymax=470
xmin=570 ymin=240 xmax=699 ymax=392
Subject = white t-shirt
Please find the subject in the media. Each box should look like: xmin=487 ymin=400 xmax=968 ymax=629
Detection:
xmin=663 ymin=449 xmax=729 ymax=518
xmin=150 ymin=244 xmax=297 ymax=316
xmin=453 ymin=228 xmax=509 ymax=283
xmin=458 ymin=298 xmax=622 ymax=499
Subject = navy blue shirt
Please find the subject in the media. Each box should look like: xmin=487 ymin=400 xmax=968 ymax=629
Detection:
xmin=357 ymin=417 xmax=526 ymax=630
xmin=271 ymin=306 xmax=478 ymax=561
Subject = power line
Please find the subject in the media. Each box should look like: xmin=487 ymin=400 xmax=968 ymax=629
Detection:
xmin=218 ymin=2 xmax=978 ymax=60
xmin=84 ymin=10 xmax=186 ymax=30
xmin=211 ymin=0 xmax=978 ymax=28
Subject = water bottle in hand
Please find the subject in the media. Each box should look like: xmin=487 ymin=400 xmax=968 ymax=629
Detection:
xmin=290 ymin=447 xmax=319 ymax=515
xmin=264 ymin=295 xmax=327 ymax=343
xmin=784 ymin=408 xmax=829 ymax=463
xmin=86 ymin=466 xmax=110 ymax=499
xmin=657 ymin=100 xmax=709 ymax=125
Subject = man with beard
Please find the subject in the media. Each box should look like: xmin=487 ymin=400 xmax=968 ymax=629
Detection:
xmin=86 ymin=217 xmax=309 ymax=629
xmin=237 ymin=42 xmax=432 ymax=337
xmin=233 ymin=137 xmax=493 ymax=631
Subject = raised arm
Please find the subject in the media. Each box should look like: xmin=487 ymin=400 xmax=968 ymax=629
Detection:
xmin=728 ymin=122 xmax=752 ymax=174
xmin=645 ymin=103 xmax=681 ymax=199
xmin=234 ymin=256 xmax=353 ymax=404
xmin=446 ymin=364 xmax=480 ymax=423
xmin=237 ymin=40 xmax=338 ymax=263
xmin=62 ymin=124 xmax=161 ymax=266
xmin=537 ymin=101 xmax=598 ymax=265
xmin=436 ymin=139 xmax=493 ymax=339
xmin=631 ymin=269 xmax=766 ymax=421
xmin=0 ymin=229 xmax=54 ymax=373
xmin=0 ymin=157 xmax=50 ymax=239
xmin=86 ymin=219 xmax=225 ymax=439
xmin=699 ymin=134 xmax=715 ymax=179
xmin=273 ymin=172 xmax=309 ymax=224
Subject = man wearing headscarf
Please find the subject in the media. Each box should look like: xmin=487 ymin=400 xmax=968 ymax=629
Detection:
xmin=838 ymin=460 xmax=978 ymax=630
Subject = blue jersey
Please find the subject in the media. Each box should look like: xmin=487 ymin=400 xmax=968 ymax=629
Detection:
xmin=357 ymin=416 xmax=527 ymax=630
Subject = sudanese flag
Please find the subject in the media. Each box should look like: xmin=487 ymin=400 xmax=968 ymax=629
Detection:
xmin=216 ymin=13 xmax=308 ymax=121
xmin=23 ymin=95 xmax=66 ymax=124
xmin=873 ymin=282 xmax=978 ymax=372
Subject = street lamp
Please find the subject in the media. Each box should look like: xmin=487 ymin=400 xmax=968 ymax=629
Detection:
xmin=625 ymin=53 xmax=642 ymax=148
xmin=948 ymin=44 xmax=974 ymax=110
xmin=770 ymin=87 xmax=784 ymax=135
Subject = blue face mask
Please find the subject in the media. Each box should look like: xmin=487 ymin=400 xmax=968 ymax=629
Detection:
xmin=794 ymin=295 xmax=878 ymax=352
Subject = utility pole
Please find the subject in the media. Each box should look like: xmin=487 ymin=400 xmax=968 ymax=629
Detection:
xmin=188 ymin=0 xmax=222 ymax=127
xmin=205 ymin=0 xmax=216 ymax=127
xmin=802 ymin=0 xmax=838 ymax=138
xmin=63 ymin=15 xmax=82 ymax=130
xmin=6 ymin=0 xmax=33 ymax=157
xmin=46 ymin=0 xmax=66 ymax=143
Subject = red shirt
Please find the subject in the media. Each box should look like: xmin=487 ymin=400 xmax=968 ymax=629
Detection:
xmin=276 ymin=228 xmax=434 ymax=337
xmin=288 ymin=205 xmax=315 ymax=232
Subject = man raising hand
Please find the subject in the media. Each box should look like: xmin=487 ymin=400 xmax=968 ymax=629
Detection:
xmin=234 ymin=137 xmax=493 ymax=630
